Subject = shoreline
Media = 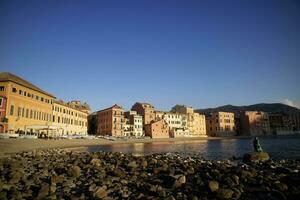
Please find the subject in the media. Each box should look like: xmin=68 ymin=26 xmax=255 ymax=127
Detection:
xmin=0 ymin=135 xmax=297 ymax=157
xmin=0 ymin=149 xmax=299 ymax=199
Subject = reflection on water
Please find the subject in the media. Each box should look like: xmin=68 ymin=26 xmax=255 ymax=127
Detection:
xmin=71 ymin=135 xmax=300 ymax=160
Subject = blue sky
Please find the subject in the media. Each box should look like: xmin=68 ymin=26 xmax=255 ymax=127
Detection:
xmin=0 ymin=0 xmax=299 ymax=111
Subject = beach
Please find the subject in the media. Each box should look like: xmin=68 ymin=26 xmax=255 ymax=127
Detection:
xmin=0 ymin=137 xmax=225 ymax=156
xmin=0 ymin=149 xmax=299 ymax=199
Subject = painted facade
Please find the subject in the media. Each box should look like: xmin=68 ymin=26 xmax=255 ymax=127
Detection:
xmin=206 ymin=111 xmax=235 ymax=137
xmin=131 ymin=102 xmax=155 ymax=125
xmin=0 ymin=72 xmax=55 ymax=134
xmin=144 ymin=119 xmax=169 ymax=138
xmin=96 ymin=104 xmax=125 ymax=137
xmin=124 ymin=110 xmax=143 ymax=137
xmin=52 ymin=101 xmax=88 ymax=135
xmin=240 ymin=111 xmax=270 ymax=136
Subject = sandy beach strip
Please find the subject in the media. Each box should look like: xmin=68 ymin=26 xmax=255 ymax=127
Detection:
xmin=0 ymin=136 xmax=252 ymax=157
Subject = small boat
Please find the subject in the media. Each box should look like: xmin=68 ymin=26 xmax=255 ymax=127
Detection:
xmin=0 ymin=133 xmax=19 ymax=139
xmin=18 ymin=135 xmax=38 ymax=139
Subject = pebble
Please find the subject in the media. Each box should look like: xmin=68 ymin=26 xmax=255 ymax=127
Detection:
xmin=0 ymin=149 xmax=299 ymax=199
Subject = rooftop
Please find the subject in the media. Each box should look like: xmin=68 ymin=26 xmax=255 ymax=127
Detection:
xmin=0 ymin=72 xmax=55 ymax=98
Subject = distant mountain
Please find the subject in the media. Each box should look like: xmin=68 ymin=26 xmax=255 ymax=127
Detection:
xmin=196 ymin=103 xmax=300 ymax=116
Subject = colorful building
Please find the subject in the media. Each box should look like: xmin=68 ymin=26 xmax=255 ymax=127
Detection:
xmin=144 ymin=119 xmax=169 ymax=138
xmin=240 ymin=111 xmax=270 ymax=136
xmin=206 ymin=111 xmax=235 ymax=137
xmin=124 ymin=110 xmax=143 ymax=137
xmin=0 ymin=72 xmax=55 ymax=134
xmin=96 ymin=104 xmax=125 ymax=137
xmin=155 ymin=111 xmax=189 ymax=138
xmin=52 ymin=100 xmax=89 ymax=136
xmin=175 ymin=106 xmax=207 ymax=137
xmin=131 ymin=102 xmax=155 ymax=125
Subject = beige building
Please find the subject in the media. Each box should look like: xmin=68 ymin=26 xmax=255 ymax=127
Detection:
xmin=155 ymin=111 xmax=189 ymax=138
xmin=144 ymin=119 xmax=169 ymax=138
xmin=52 ymin=100 xmax=89 ymax=135
xmin=124 ymin=110 xmax=143 ymax=137
xmin=240 ymin=111 xmax=270 ymax=136
xmin=131 ymin=102 xmax=155 ymax=125
xmin=175 ymin=106 xmax=207 ymax=137
xmin=0 ymin=72 xmax=55 ymax=134
xmin=96 ymin=104 xmax=125 ymax=137
xmin=206 ymin=111 xmax=235 ymax=137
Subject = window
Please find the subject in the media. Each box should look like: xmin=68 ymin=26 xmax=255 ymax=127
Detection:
xmin=41 ymin=97 xmax=44 ymax=102
xmin=58 ymin=116 xmax=60 ymax=123
xmin=0 ymin=86 xmax=4 ymax=91
xmin=10 ymin=105 xmax=14 ymax=115
xmin=30 ymin=110 xmax=33 ymax=118
xmin=19 ymin=90 xmax=23 ymax=95
xmin=17 ymin=107 xmax=21 ymax=117
xmin=22 ymin=108 xmax=25 ymax=117
xmin=27 ymin=93 xmax=31 ymax=97
xmin=0 ymin=97 xmax=2 ymax=106
xmin=12 ymin=87 xmax=17 ymax=93
xmin=26 ymin=109 xmax=29 ymax=118
xmin=53 ymin=116 xmax=55 ymax=122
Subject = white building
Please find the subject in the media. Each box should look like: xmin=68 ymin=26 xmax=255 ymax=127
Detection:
xmin=124 ymin=111 xmax=143 ymax=137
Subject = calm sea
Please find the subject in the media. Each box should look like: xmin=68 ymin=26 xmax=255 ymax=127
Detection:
xmin=71 ymin=135 xmax=300 ymax=160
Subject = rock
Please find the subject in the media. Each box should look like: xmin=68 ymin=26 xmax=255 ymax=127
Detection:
xmin=141 ymin=160 xmax=148 ymax=168
xmin=68 ymin=166 xmax=81 ymax=178
xmin=243 ymin=152 xmax=270 ymax=163
xmin=9 ymin=171 xmax=23 ymax=184
xmin=92 ymin=186 xmax=108 ymax=199
xmin=37 ymin=183 xmax=49 ymax=198
xmin=216 ymin=188 xmax=234 ymax=199
xmin=128 ymin=161 xmax=138 ymax=168
xmin=275 ymin=183 xmax=288 ymax=191
xmin=113 ymin=168 xmax=126 ymax=177
xmin=173 ymin=175 xmax=186 ymax=188
xmin=208 ymin=180 xmax=219 ymax=192
xmin=90 ymin=158 xmax=101 ymax=167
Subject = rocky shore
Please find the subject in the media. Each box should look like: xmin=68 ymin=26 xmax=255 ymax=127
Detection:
xmin=0 ymin=150 xmax=300 ymax=200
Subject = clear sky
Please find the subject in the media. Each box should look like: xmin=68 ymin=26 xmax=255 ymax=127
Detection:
xmin=0 ymin=0 xmax=299 ymax=111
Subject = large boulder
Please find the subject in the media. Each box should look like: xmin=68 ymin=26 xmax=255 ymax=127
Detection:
xmin=243 ymin=152 xmax=270 ymax=163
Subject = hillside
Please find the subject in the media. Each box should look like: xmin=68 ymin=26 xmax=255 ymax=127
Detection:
xmin=195 ymin=103 xmax=300 ymax=116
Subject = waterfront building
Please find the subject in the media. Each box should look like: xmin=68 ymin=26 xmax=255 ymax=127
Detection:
xmin=240 ymin=111 xmax=270 ymax=136
xmin=155 ymin=111 xmax=189 ymax=138
xmin=52 ymin=100 xmax=89 ymax=136
xmin=144 ymin=119 xmax=169 ymax=138
xmin=269 ymin=112 xmax=300 ymax=135
xmin=124 ymin=110 xmax=143 ymax=137
xmin=131 ymin=102 xmax=155 ymax=125
xmin=96 ymin=104 xmax=125 ymax=137
xmin=0 ymin=72 xmax=55 ymax=134
xmin=174 ymin=106 xmax=207 ymax=137
xmin=206 ymin=111 xmax=236 ymax=137
xmin=0 ymin=96 xmax=7 ymax=132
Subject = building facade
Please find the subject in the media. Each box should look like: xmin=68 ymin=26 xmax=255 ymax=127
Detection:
xmin=0 ymin=72 xmax=55 ymax=134
xmin=175 ymin=106 xmax=207 ymax=137
xmin=124 ymin=111 xmax=143 ymax=137
xmin=144 ymin=119 xmax=169 ymax=138
xmin=240 ymin=111 xmax=270 ymax=136
xmin=206 ymin=111 xmax=235 ymax=137
xmin=131 ymin=102 xmax=155 ymax=125
xmin=96 ymin=104 xmax=124 ymax=137
xmin=155 ymin=111 xmax=189 ymax=138
xmin=52 ymin=100 xmax=88 ymax=135
xmin=0 ymin=95 xmax=8 ymax=132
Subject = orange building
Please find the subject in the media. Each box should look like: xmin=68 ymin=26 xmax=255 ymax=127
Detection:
xmin=144 ymin=119 xmax=169 ymax=138
xmin=206 ymin=111 xmax=236 ymax=137
xmin=131 ymin=102 xmax=155 ymax=125
xmin=240 ymin=111 xmax=270 ymax=136
xmin=96 ymin=104 xmax=124 ymax=137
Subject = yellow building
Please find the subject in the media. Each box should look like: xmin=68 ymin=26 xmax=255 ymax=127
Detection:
xmin=206 ymin=111 xmax=236 ymax=137
xmin=169 ymin=106 xmax=207 ymax=137
xmin=52 ymin=100 xmax=89 ymax=135
xmin=0 ymin=72 xmax=55 ymax=133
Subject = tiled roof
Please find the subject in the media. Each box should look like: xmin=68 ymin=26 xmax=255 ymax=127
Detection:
xmin=0 ymin=72 xmax=55 ymax=98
